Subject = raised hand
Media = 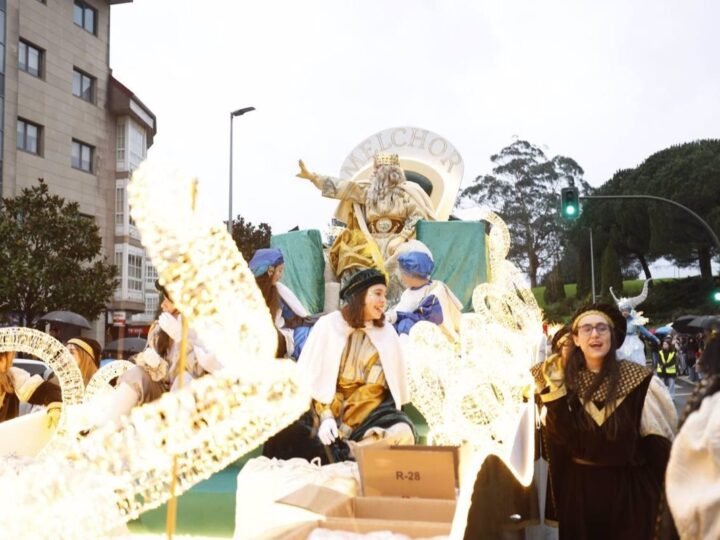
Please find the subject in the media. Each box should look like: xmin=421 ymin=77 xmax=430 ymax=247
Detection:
xmin=296 ymin=159 xmax=318 ymax=181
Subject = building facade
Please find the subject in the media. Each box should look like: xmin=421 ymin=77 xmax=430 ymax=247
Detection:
xmin=1 ymin=0 xmax=157 ymax=343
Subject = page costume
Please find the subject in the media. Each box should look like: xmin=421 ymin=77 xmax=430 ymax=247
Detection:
xmin=533 ymin=304 xmax=677 ymax=540
xmin=263 ymin=270 xmax=415 ymax=463
xmin=0 ymin=367 xmax=61 ymax=423
xmin=250 ymin=248 xmax=313 ymax=360
xmin=386 ymin=245 xmax=462 ymax=340
xmin=120 ymin=314 xmax=219 ymax=404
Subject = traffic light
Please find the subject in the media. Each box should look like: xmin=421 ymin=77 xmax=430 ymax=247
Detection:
xmin=712 ymin=276 xmax=720 ymax=303
xmin=560 ymin=187 xmax=580 ymax=220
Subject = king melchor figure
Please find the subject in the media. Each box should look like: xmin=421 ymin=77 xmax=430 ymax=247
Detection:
xmin=297 ymin=153 xmax=435 ymax=300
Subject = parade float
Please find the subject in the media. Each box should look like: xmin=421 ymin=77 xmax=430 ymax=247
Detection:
xmin=0 ymin=127 xmax=544 ymax=539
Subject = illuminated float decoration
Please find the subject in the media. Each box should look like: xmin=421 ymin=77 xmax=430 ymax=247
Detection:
xmin=0 ymin=161 xmax=310 ymax=539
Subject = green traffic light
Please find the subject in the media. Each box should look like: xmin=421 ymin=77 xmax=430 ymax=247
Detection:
xmin=713 ymin=290 xmax=720 ymax=303
xmin=565 ymin=206 xmax=576 ymax=216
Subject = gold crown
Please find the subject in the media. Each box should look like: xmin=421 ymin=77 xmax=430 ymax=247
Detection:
xmin=374 ymin=152 xmax=400 ymax=167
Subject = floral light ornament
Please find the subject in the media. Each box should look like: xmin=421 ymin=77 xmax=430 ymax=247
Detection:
xmin=0 ymin=160 xmax=310 ymax=539
xmin=405 ymin=207 xmax=543 ymax=539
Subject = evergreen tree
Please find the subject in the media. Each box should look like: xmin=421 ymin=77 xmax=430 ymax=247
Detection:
xmin=230 ymin=215 xmax=272 ymax=262
xmin=456 ymin=140 xmax=590 ymax=286
xmin=543 ymin=264 xmax=567 ymax=304
xmin=0 ymin=180 xmax=117 ymax=326
xmin=599 ymin=241 xmax=624 ymax=300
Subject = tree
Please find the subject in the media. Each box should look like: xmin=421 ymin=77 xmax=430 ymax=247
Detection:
xmin=638 ymin=140 xmax=720 ymax=280
xmin=599 ymin=241 xmax=623 ymax=300
xmin=230 ymin=215 xmax=272 ymax=262
xmin=456 ymin=140 xmax=591 ymax=286
xmin=543 ymin=263 xmax=567 ymax=304
xmin=579 ymin=140 xmax=720 ymax=280
xmin=0 ymin=180 xmax=117 ymax=326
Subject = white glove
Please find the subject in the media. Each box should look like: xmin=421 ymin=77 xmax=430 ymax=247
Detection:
xmin=318 ymin=417 xmax=338 ymax=445
xmin=385 ymin=309 xmax=398 ymax=324
xmin=158 ymin=312 xmax=182 ymax=341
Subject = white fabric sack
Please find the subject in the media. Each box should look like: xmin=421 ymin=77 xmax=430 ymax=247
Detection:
xmin=234 ymin=456 xmax=359 ymax=540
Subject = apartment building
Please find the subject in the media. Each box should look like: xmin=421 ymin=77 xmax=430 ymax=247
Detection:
xmin=1 ymin=0 xmax=157 ymax=342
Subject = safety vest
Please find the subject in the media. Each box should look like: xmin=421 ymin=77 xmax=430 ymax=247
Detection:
xmin=657 ymin=351 xmax=676 ymax=376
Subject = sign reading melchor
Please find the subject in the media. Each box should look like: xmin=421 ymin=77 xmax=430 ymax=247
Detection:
xmin=340 ymin=127 xmax=463 ymax=179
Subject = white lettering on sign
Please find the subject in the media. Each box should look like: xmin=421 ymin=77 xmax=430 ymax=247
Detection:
xmin=340 ymin=126 xmax=462 ymax=178
xmin=340 ymin=126 xmax=464 ymax=221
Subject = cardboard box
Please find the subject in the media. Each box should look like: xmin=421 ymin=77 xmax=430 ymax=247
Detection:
xmin=355 ymin=445 xmax=458 ymax=499
xmin=271 ymin=445 xmax=460 ymax=539
xmin=275 ymin=485 xmax=455 ymax=539
xmin=278 ymin=518 xmax=451 ymax=540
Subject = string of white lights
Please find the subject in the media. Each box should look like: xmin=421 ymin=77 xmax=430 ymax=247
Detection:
xmin=405 ymin=209 xmax=544 ymax=540
xmin=0 ymin=161 xmax=310 ymax=539
xmin=0 ymin=327 xmax=84 ymax=445
xmin=83 ymin=360 xmax=135 ymax=402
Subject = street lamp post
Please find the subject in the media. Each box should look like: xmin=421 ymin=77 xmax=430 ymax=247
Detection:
xmin=588 ymin=227 xmax=596 ymax=303
xmin=227 ymin=106 xmax=256 ymax=234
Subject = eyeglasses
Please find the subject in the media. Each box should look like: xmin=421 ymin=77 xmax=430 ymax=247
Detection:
xmin=576 ymin=323 xmax=611 ymax=336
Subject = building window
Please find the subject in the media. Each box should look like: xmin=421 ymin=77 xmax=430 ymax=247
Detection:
xmin=114 ymin=248 xmax=123 ymax=296
xmin=116 ymin=119 xmax=126 ymax=169
xmin=73 ymin=0 xmax=97 ymax=35
xmin=115 ymin=185 xmax=124 ymax=227
xmin=17 ymin=118 xmax=41 ymax=155
xmin=145 ymin=261 xmax=158 ymax=289
xmin=128 ymin=121 xmax=146 ymax=169
xmin=72 ymin=68 xmax=95 ymax=102
xmin=71 ymin=139 xmax=93 ymax=172
xmin=128 ymin=253 xmax=143 ymax=293
xmin=18 ymin=39 xmax=43 ymax=77
xmin=145 ymin=293 xmax=159 ymax=318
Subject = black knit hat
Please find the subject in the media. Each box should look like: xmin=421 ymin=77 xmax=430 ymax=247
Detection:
xmin=339 ymin=268 xmax=387 ymax=302
xmin=570 ymin=302 xmax=627 ymax=346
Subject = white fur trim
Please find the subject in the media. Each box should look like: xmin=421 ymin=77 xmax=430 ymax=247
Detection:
xmin=277 ymin=282 xmax=310 ymax=318
xmin=666 ymin=392 xmax=720 ymax=540
xmin=297 ymin=311 xmax=409 ymax=408
xmin=640 ymin=375 xmax=678 ymax=439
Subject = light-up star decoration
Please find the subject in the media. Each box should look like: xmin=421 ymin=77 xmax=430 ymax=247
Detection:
xmin=405 ymin=208 xmax=544 ymax=539
xmin=0 ymin=160 xmax=310 ymax=539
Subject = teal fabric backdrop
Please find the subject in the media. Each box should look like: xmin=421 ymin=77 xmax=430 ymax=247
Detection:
xmin=416 ymin=220 xmax=488 ymax=311
xmin=270 ymin=229 xmax=325 ymax=314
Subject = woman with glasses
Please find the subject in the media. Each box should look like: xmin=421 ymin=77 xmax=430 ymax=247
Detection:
xmin=537 ymin=303 xmax=676 ymax=539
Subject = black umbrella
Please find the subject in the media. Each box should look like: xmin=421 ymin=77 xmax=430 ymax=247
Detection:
xmin=103 ymin=337 xmax=147 ymax=355
xmin=39 ymin=310 xmax=91 ymax=329
xmin=689 ymin=315 xmax=720 ymax=332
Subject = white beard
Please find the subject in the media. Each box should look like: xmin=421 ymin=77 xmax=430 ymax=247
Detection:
xmin=367 ymin=165 xmax=404 ymax=207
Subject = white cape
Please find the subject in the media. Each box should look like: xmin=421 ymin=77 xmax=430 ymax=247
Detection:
xmin=297 ymin=311 xmax=409 ymax=408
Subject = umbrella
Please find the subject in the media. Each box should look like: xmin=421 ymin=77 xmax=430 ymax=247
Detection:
xmin=39 ymin=310 xmax=91 ymax=329
xmin=103 ymin=337 xmax=147 ymax=355
xmin=671 ymin=315 xmax=700 ymax=334
xmin=689 ymin=315 xmax=720 ymax=332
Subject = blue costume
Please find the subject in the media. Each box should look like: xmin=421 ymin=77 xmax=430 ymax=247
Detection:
xmin=387 ymin=244 xmax=462 ymax=341
xmin=249 ymin=248 xmax=313 ymax=360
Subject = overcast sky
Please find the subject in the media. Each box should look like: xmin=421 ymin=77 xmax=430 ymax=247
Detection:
xmin=110 ymin=0 xmax=719 ymax=239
